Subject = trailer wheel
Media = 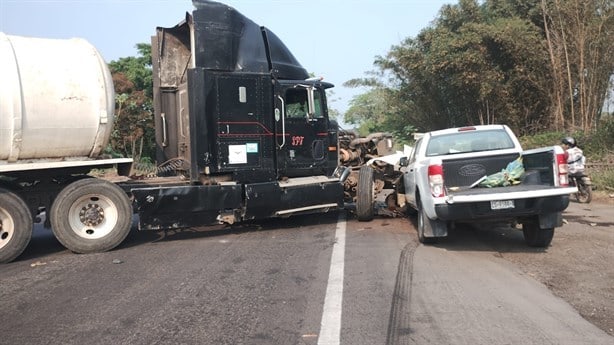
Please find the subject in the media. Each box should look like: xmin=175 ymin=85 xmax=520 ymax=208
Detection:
xmin=0 ymin=189 xmax=33 ymax=263
xmin=356 ymin=166 xmax=375 ymax=221
xmin=50 ymin=179 xmax=132 ymax=254
xmin=522 ymin=222 xmax=554 ymax=247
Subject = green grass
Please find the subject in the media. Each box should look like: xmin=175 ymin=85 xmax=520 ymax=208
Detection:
xmin=590 ymin=169 xmax=614 ymax=192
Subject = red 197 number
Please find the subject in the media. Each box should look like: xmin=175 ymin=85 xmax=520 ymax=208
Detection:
xmin=291 ymin=136 xmax=305 ymax=146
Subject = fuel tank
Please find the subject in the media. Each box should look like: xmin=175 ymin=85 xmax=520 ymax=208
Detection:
xmin=0 ymin=33 xmax=115 ymax=162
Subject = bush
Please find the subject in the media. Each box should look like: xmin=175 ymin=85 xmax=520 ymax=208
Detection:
xmin=584 ymin=117 xmax=614 ymax=159
xmin=519 ymin=131 xmax=566 ymax=150
xmin=591 ymin=169 xmax=614 ymax=192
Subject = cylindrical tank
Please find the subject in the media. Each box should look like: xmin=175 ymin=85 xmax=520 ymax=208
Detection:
xmin=0 ymin=33 xmax=115 ymax=162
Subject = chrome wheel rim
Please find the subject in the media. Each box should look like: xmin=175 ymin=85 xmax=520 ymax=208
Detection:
xmin=67 ymin=194 xmax=118 ymax=239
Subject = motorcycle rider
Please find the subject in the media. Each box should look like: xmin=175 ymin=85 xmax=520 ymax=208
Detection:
xmin=561 ymin=137 xmax=592 ymax=203
xmin=561 ymin=137 xmax=585 ymax=176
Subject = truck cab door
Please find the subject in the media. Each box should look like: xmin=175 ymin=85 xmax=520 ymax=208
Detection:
xmin=274 ymin=84 xmax=336 ymax=178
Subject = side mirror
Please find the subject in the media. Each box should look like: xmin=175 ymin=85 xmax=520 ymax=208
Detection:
xmin=399 ymin=157 xmax=409 ymax=167
xmin=306 ymin=87 xmax=315 ymax=119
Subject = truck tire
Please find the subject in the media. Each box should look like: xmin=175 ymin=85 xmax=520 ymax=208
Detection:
xmin=50 ymin=178 xmax=132 ymax=254
xmin=0 ymin=189 xmax=33 ymax=263
xmin=356 ymin=166 xmax=375 ymax=221
xmin=522 ymin=222 xmax=554 ymax=247
xmin=417 ymin=202 xmax=437 ymax=244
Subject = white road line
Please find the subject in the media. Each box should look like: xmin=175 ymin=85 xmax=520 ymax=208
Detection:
xmin=318 ymin=212 xmax=346 ymax=345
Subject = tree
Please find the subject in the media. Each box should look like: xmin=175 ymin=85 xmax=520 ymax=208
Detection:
xmin=345 ymin=0 xmax=613 ymax=137
xmin=542 ymin=0 xmax=614 ymax=132
xmin=107 ymin=43 xmax=155 ymax=162
xmin=325 ymin=89 xmax=341 ymax=122
xmin=344 ymin=77 xmax=387 ymax=132
xmin=373 ymin=0 xmax=553 ymax=134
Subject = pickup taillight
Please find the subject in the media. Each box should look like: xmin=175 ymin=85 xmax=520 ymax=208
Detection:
xmin=556 ymin=153 xmax=569 ymax=186
xmin=428 ymin=164 xmax=445 ymax=197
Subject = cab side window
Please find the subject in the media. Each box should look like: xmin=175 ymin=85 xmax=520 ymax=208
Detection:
xmin=312 ymin=90 xmax=324 ymax=119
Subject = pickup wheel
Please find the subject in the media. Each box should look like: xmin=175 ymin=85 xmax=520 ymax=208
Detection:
xmin=522 ymin=222 xmax=554 ymax=247
xmin=0 ymin=189 xmax=33 ymax=263
xmin=50 ymin=178 xmax=132 ymax=254
xmin=356 ymin=166 xmax=375 ymax=221
xmin=417 ymin=203 xmax=437 ymax=244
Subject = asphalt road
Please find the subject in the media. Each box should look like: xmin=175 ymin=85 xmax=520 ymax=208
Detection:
xmin=1 ymin=207 xmax=613 ymax=345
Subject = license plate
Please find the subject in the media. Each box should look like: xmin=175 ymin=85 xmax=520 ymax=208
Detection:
xmin=491 ymin=200 xmax=515 ymax=210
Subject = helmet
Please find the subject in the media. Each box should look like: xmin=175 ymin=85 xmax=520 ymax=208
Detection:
xmin=562 ymin=137 xmax=576 ymax=147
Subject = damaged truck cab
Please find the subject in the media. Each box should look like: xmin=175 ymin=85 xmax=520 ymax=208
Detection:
xmin=132 ymin=1 xmax=344 ymax=230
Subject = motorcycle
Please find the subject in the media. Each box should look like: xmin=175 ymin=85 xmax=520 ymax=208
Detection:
xmin=569 ymin=173 xmax=592 ymax=203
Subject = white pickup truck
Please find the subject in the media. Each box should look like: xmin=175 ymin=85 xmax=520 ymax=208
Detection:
xmin=399 ymin=125 xmax=577 ymax=247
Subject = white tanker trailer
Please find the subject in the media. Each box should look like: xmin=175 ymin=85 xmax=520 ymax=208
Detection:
xmin=0 ymin=33 xmax=132 ymax=263
xmin=0 ymin=33 xmax=117 ymax=161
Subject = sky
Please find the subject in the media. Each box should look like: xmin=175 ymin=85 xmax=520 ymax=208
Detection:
xmin=0 ymin=0 xmax=453 ymax=114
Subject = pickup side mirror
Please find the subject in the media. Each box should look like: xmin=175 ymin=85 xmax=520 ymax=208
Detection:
xmin=399 ymin=156 xmax=409 ymax=167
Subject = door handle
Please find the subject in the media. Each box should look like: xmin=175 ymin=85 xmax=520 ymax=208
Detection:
xmin=276 ymin=95 xmax=286 ymax=148
xmin=161 ymin=112 xmax=168 ymax=147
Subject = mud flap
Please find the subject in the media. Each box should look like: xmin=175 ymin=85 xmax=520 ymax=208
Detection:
xmin=538 ymin=212 xmax=562 ymax=229
xmin=425 ymin=214 xmax=448 ymax=238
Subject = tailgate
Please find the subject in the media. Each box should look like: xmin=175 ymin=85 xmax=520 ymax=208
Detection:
xmin=444 ymin=184 xmax=577 ymax=203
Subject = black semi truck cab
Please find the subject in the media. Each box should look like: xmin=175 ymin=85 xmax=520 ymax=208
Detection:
xmin=132 ymin=0 xmax=345 ymax=230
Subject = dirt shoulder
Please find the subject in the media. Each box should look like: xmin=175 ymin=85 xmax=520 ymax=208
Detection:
xmin=501 ymin=192 xmax=614 ymax=336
